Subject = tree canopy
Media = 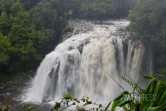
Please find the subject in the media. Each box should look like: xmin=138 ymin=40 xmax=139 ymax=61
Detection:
xmin=128 ymin=0 xmax=166 ymax=72
xmin=0 ymin=0 xmax=136 ymax=75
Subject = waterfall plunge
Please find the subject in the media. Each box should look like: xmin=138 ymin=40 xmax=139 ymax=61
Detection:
xmin=24 ymin=20 xmax=151 ymax=103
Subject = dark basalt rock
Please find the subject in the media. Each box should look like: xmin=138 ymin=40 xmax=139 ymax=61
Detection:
xmin=77 ymin=43 xmax=84 ymax=54
xmin=68 ymin=46 xmax=74 ymax=50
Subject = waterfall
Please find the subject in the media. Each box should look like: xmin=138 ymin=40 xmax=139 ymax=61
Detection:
xmin=24 ymin=20 xmax=152 ymax=103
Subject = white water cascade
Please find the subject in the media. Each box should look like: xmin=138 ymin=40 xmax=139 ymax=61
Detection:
xmin=24 ymin=20 xmax=152 ymax=103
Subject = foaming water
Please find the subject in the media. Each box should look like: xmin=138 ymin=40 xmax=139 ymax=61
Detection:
xmin=23 ymin=20 xmax=151 ymax=104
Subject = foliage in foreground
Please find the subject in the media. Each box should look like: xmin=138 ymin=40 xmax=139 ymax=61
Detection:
xmin=0 ymin=75 xmax=166 ymax=111
xmin=51 ymin=93 xmax=104 ymax=111
xmin=106 ymin=75 xmax=166 ymax=111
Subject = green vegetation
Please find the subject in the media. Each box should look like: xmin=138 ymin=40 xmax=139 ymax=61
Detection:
xmin=106 ymin=75 xmax=166 ymax=111
xmin=48 ymin=0 xmax=136 ymax=20
xmin=50 ymin=94 xmax=105 ymax=111
xmin=128 ymin=0 xmax=166 ymax=74
xmin=0 ymin=0 xmax=64 ymax=75
xmin=0 ymin=0 xmax=135 ymax=76
xmin=0 ymin=72 xmax=31 ymax=87
xmin=22 ymin=104 xmax=34 ymax=111
xmin=2 ymin=75 xmax=164 ymax=111
xmin=50 ymin=75 xmax=166 ymax=111
xmin=0 ymin=0 xmax=166 ymax=110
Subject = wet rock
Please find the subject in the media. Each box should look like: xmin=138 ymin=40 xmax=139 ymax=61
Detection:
xmin=93 ymin=20 xmax=100 ymax=24
xmin=67 ymin=54 xmax=75 ymax=64
xmin=77 ymin=43 xmax=84 ymax=54
xmin=6 ymin=93 xmax=10 ymax=96
xmin=112 ymin=38 xmax=117 ymax=46
xmin=42 ymin=99 xmax=51 ymax=103
xmin=77 ymin=38 xmax=90 ymax=54
xmin=68 ymin=46 xmax=74 ymax=50
xmin=84 ymin=38 xmax=90 ymax=45
xmin=74 ymin=30 xmax=81 ymax=35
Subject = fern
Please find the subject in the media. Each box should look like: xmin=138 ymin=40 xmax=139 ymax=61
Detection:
xmin=120 ymin=75 xmax=143 ymax=94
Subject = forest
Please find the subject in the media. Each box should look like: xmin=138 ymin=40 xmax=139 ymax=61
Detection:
xmin=0 ymin=0 xmax=165 ymax=82
xmin=0 ymin=0 xmax=166 ymax=76
xmin=0 ymin=0 xmax=136 ymax=75
xmin=128 ymin=0 xmax=166 ymax=75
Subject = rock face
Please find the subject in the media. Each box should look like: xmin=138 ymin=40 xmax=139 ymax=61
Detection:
xmin=63 ymin=20 xmax=94 ymax=40
xmin=64 ymin=19 xmax=129 ymax=40
xmin=24 ymin=20 xmax=152 ymax=104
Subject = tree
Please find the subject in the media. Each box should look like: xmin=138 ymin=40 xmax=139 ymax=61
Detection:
xmin=128 ymin=0 xmax=166 ymax=72
xmin=29 ymin=1 xmax=59 ymax=54
xmin=20 ymin=0 xmax=41 ymax=10
xmin=0 ymin=0 xmax=138 ymax=74
xmin=0 ymin=33 xmax=11 ymax=66
xmin=0 ymin=0 xmax=43 ymax=73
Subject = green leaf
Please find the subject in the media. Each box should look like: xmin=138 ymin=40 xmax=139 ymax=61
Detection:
xmin=104 ymin=101 xmax=111 ymax=111
xmin=118 ymin=100 xmax=132 ymax=107
xmin=153 ymin=81 xmax=161 ymax=97
xmin=105 ymin=91 xmax=130 ymax=111
xmin=99 ymin=104 xmax=102 ymax=108
xmin=140 ymin=79 xmax=157 ymax=109
xmin=21 ymin=104 xmax=27 ymax=108
xmin=114 ymin=91 xmax=129 ymax=101
xmin=110 ymin=99 xmax=121 ymax=111
xmin=63 ymin=93 xmax=73 ymax=100
xmin=135 ymin=103 xmax=141 ymax=111
xmin=27 ymin=106 xmax=34 ymax=111
xmin=143 ymin=75 xmax=154 ymax=80
xmin=146 ymin=106 xmax=162 ymax=111
xmin=54 ymin=102 xmax=60 ymax=109
xmin=158 ymin=89 xmax=166 ymax=106
xmin=156 ymin=85 xmax=165 ymax=104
